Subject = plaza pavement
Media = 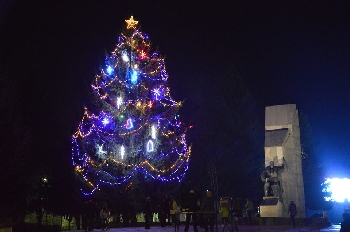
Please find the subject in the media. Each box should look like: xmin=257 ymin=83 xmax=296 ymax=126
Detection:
xmin=62 ymin=224 xmax=341 ymax=232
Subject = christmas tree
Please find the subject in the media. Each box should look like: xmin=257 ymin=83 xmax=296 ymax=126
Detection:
xmin=72 ymin=16 xmax=191 ymax=194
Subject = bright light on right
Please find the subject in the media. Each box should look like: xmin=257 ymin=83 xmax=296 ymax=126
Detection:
xmin=325 ymin=178 xmax=350 ymax=202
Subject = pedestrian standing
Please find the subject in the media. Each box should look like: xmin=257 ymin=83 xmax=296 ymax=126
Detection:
xmin=344 ymin=198 xmax=350 ymax=213
xmin=144 ymin=197 xmax=152 ymax=229
xmin=100 ymin=202 xmax=110 ymax=231
xmin=169 ymin=196 xmax=180 ymax=231
xmin=219 ymin=198 xmax=229 ymax=225
xmin=184 ymin=190 xmax=199 ymax=232
xmin=201 ymin=191 xmax=215 ymax=232
xmin=341 ymin=212 xmax=350 ymax=232
xmin=159 ymin=197 xmax=168 ymax=227
xmin=85 ymin=199 xmax=97 ymax=232
xmin=165 ymin=194 xmax=172 ymax=226
xmin=245 ymin=197 xmax=254 ymax=225
xmin=288 ymin=201 xmax=297 ymax=226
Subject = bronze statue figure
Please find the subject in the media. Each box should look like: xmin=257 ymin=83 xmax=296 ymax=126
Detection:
xmin=261 ymin=161 xmax=283 ymax=199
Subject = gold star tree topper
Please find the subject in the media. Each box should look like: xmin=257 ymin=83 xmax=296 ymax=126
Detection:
xmin=125 ymin=15 xmax=139 ymax=29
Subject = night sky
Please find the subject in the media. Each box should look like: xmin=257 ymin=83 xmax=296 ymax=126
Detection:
xmin=1 ymin=1 xmax=350 ymax=177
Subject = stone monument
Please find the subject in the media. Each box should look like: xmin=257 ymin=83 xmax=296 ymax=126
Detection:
xmin=260 ymin=104 xmax=306 ymax=218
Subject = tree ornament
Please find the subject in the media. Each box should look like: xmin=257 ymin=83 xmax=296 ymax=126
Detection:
xmin=147 ymin=139 xmax=154 ymax=152
xmin=151 ymin=125 xmax=157 ymax=139
xmin=122 ymin=52 xmax=129 ymax=62
xmin=116 ymin=96 xmax=123 ymax=109
xmin=125 ymin=15 xmax=138 ymax=29
xmin=96 ymin=144 xmax=107 ymax=158
xmin=102 ymin=117 xmax=109 ymax=126
xmin=130 ymin=70 xmax=138 ymax=85
xmin=106 ymin=65 xmax=114 ymax=75
xmin=139 ymin=50 xmax=147 ymax=60
xmin=152 ymin=86 xmax=164 ymax=100
xmin=125 ymin=118 xmax=134 ymax=129
xmin=120 ymin=145 xmax=125 ymax=159
xmin=136 ymin=101 xmax=142 ymax=109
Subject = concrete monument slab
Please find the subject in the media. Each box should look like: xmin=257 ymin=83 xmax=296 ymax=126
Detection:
xmin=260 ymin=104 xmax=305 ymax=218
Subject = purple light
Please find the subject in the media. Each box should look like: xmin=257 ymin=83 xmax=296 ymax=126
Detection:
xmin=125 ymin=118 xmax=133 ymax=129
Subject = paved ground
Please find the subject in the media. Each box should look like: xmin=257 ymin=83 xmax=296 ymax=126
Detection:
xmin=62 ymin=224 xmax=341 ymax=232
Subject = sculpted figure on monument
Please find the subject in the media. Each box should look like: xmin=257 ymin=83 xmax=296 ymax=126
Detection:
xmin=261 ymin=161 xmax=283 ymax=198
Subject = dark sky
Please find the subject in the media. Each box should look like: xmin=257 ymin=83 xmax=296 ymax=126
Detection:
xmin=1 ymin=1 xmax=349 ymax=177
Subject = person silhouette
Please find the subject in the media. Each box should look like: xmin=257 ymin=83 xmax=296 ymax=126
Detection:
xmin=288 ymin=201 xmax=297 ymax=226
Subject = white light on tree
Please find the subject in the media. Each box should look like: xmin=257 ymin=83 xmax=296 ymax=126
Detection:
xmin=122 ymin=52 xmax=129 ymax=62
xmin=120 ymin=145 xmax=125 ymax=159
xmin=147 ymin=140 xmax=154 ymax=152
xmin=117 ymin=96 xmax=122 ymax=109
xmin=97 ymin=144 xmax=107 ymax=157
xmin=102 ymin=118 xmax=109 ymax=125
xmin=151 ymin=125 xmax=156 ymax=139
xmin=325 ymin=178 xmax=350 ymax=202
xmin=153 ymin=88 xmax=161 ymax=100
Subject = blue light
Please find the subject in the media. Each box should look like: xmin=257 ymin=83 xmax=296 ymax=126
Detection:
xmin=325 ymin=178 xmax=350 ymax=202
xmin=130 ymin=70 xmax=138 ymax=84
xmin=106 ymin=66 xmax=113 ymax=75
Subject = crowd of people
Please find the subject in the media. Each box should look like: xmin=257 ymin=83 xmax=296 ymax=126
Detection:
xmin=81 ymin=190 xmax=259 ymax=232
xmin=82 ymin=192 xmax=337 ymax=232
xmin=143 ymin=190 xmax=253 ymax=232
xmin=81 ymin=191 xmax=261 ymax=232
xmin=77 ymin=187 xmax=350 ymax=232
xmin=77 ymin=190 xmax=350 ymax=232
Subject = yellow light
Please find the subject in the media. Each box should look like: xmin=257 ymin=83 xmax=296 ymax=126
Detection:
xmin=125 ymin=15 xmax=139 ymax=29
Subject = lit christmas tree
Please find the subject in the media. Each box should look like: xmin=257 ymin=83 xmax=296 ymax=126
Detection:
xmin=72 ymin=16 xmax=191 ymax=194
